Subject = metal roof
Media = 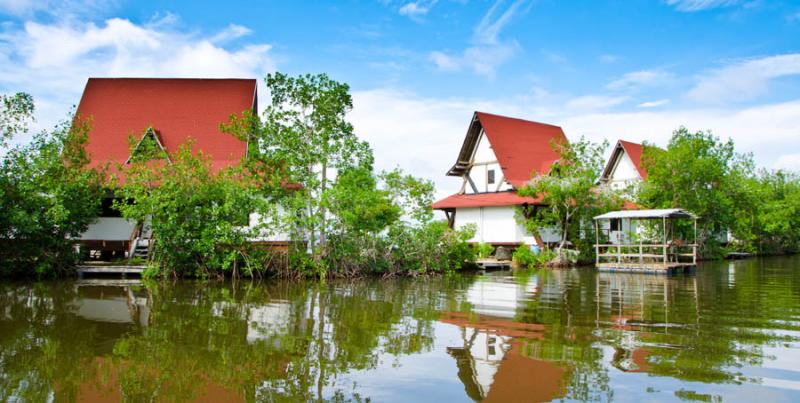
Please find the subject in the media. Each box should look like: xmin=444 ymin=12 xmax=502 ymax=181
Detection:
xmin=593 ymin=208 xmax=696 ymax=220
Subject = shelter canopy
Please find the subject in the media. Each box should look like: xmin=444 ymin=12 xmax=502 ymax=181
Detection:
xmin=593 ymin=208 xmax=696 ymax=221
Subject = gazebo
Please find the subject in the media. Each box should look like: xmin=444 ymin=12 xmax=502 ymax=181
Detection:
xmin=593 ymin=208 xmax=698 ymax=274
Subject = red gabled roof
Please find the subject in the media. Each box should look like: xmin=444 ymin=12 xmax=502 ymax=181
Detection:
xmin=477 ymin=112 xmax=567 ymax=187
xmin=447 ymin=112 xmax=567 ymax=188
xmin=432 ymin=191 xmax=543 ymax=209
xmin=76 ymin=78 xmax=256 ymax=172
xmin=617 ymin=140 xmax=647 ymax=179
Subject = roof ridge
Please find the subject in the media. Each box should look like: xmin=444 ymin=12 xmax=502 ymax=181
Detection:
xmin=475 ymin=111 xmax=563 ymax=129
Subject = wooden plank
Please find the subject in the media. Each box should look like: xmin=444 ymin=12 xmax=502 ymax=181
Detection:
xmin=76 ymin=265 xmax=145 ymax=274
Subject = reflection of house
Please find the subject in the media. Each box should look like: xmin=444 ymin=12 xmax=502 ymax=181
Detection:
xmin=75 ymin=283 xmax=150 ymax=327
xmin=433 ymin=112 xmax=567 ymax=247
xmin=441 ymin=312 xmax=566 ymax=402
xmin=440 ymin=272 xmax=567 ymax=401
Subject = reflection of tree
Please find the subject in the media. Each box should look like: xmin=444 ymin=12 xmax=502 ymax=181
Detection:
xmin=100 ymin=276 xmax=474 ymax=401
xmin=0 ymin=282 xmax=106 ymax=402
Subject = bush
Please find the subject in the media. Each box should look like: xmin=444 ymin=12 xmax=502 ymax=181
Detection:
xmin=475 ymin=242 xmax=494 ymax=259
xmin=513 ymin=246 xmax=555 ymax=269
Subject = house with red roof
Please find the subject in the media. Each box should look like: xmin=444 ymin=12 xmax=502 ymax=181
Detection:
xmin=432 ymin=112 xmax=567 ymax=247
xmin=598 ymin=140 xmax=647 ymax=191
xmin=75 ymin=78 xmax=288 ymax=259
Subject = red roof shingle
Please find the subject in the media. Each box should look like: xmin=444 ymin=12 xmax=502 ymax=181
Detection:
xmin=76 ymin=78 xmax=256 ymax=172
xmin=475 ymin=112 xmax=568 ymax=188
xmin=432 ymin=191 xmax=543 ymax=209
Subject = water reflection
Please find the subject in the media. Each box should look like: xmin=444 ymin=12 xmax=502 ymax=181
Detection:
xmin=1 ymin=256 xmax=800 ymax=402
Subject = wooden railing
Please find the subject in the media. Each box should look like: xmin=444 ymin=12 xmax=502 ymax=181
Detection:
xmin=595 ymin=243 xmax=697 ymax=265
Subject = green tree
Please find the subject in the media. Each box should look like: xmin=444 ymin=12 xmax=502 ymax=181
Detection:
xmin=1 ymin=92 xmax=34 ymax=148
xmin=114 ymin=139 xmax=284 ymax=278
xmin=517 ymin=137 xmax=621 ymax=261
xmin=249 ymin=73 xmax=373 ymax=257
xmin=0 ymin=101 xmax=104 ymax=277
xmin=638 ymin=127 xmax=753 ymax=257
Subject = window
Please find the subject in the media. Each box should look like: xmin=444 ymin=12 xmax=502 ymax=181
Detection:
xmin=610 ymin=218 xmax=621 ymax=231
xmin=487 ymin=169 xmax=495 ymax=185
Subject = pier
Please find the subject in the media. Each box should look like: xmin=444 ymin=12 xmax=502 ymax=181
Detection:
xmin=593 ymin=209 xmax=698 ymax=274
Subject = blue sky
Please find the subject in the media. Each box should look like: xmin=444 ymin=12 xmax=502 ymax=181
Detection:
xmin=1 ymin=0 xmax=799 ymax=195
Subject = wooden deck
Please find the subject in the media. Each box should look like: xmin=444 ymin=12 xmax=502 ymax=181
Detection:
xmin=596 ymin=262 xmax=695 ymax=274
xmin=476 ymin=258 xmax=512 ymax=269
xmin=76 ymin=265 xmax=145 ymax=277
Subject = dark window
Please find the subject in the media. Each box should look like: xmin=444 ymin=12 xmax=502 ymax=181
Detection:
xmin=610 ymin=218 xmax=621 ymax=231
xmin=487 ymin=169 xmax=495 ymax=185
xmin=100 ymin=198 xmax=123 ymax=217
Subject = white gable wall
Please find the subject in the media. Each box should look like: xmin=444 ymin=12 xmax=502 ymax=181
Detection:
xmin=606 ymin=150 xmax=642 ymax=191
xmin=465 ymin=131 xmax=513 ymax=194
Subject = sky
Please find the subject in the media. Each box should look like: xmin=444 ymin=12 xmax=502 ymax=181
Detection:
xmin=1 ymin=0 xmax=799 ymax=197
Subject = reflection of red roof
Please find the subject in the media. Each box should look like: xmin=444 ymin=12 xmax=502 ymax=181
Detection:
xmin=618 ymin=140 xmax=647 ymax=179
xmin=432 ymin=191 xmax=542 ymax=209
xmin=76 ymin=78 xmax=256 ymax=172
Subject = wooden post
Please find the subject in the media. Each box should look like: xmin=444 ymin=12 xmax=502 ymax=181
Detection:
xmin=693 ymin=218 xmax=697 ymax=264
xmin=663 ymin=217 xmax=668 ymax=264
xmin=594 ymin=220 xmax=599 ymax=265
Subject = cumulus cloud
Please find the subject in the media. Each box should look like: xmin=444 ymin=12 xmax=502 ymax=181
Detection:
xmin=687 ymin=53 xmax=800 ymax=104
xmin=428 ymin=0 xmax=528 ymax=78
xmin=0 ymin=16 xmax=275 ymax=131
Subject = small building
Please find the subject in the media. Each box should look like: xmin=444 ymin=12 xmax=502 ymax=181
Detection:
xmin=593 ymin=208 xmax=698 ymax=274
xmin=432 ymin=112 xmax=567 ymax=247
xmin=75 ymin=78 xmax=289 ymax=259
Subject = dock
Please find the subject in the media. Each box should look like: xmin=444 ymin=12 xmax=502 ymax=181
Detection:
xmin=476 ymin=258 xmax=512 ymax=269
xmin=596 ymin=262 xmax=695 ymax=274
xmin=76 ymin=265 xmax=145 ymax=278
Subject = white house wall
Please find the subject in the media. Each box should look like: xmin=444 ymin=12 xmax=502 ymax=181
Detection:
xmin=454 ymin=206 xmax=530 ymax=244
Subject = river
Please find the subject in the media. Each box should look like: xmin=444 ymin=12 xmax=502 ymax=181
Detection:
xmin=2 ymin=256 xmax=800 ymax=402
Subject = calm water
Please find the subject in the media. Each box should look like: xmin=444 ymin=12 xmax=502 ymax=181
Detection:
xmin=2 ymin=257 xmax=800 ymax=402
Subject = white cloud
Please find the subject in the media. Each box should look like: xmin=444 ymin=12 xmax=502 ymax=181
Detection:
xmin=565 ymin=95 xmax=627 ymax=111
xmin=398 ymin=0 xmax=437 ymax=20
xmin=0 ymin=16 xmax=275 ymax=132
xmin=687 ymin=53 xmax=800 ymax=104
xmin=773 ymin=154 xmax=800 ymax=172
xmin=599 ymin=54 xmax=619 ymax=64
xmin=664 ymin=0 xmax=740 ymax=12
xmin=637 ymin=99 xmax=671 ymax=108
xmin=349 ymin=89 xmax=800 ymax=196
xmin=428 ymin=0 xmax=528 ymax=78
xmin=607 ymin=69 xmax=673 ymax=91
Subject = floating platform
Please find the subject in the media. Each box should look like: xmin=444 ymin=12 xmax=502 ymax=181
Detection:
xmin=76 ymin=265 xmax=145 ymax=278
xmin=596 ymin=262 xmax=695 ymax=274
xmin=476 ymin=258 xmax=512 ymax=270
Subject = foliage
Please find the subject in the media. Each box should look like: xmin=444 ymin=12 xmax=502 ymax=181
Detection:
xmin=518 ymin=137 xmax=622 ymax=262
xmin=225 ymin=72 xmax=373 ymax=260
xmin=0 ymin=98 xmax=104 ymax=277
xmin=114 ymin=139 xmax=285 ymax=278
xmin=475 ymin=242 xmax=494 ymax=259
xmin=729 ymin=170 xmax=800 ymax=254
xmin=638 ymin=128 xmax=754 ymax=258
xmin=1 ymin=92 xmax=34 ymax=147
xmin=513 ymin=245 xmax=556 ymax=268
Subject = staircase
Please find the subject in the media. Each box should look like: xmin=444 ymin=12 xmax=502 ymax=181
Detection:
xmin=129 ymin=237 xmax=151 ymax=260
